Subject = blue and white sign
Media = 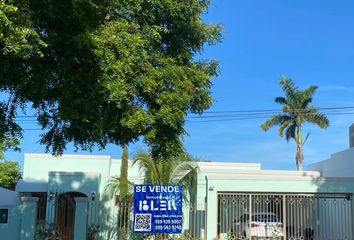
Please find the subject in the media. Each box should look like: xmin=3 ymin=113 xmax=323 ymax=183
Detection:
xmin=133 ymin=184 xmax=183 ymax=234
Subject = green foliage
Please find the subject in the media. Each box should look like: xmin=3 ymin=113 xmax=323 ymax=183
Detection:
xmin=0 ymin=160 xmax=21 ymax=190
xmin=0 ymin=0 xmax=221 ymax=159
xmin=217 ymin=231 xmax=236 ymax=240
xmin=0 ymin=136 xmax=20 ymax=159
xmin=105 ymin=145 xmax=133 ymax=239
xmin=0 ymin=1 xmax=46 ymax=148
xmin=87 ymin=225 xmax=100 ymax=240
xmin=105 ymin=145 xmax=133 ymax=202
xmin=0 ymin=1 xmax=46 ymax=57
xmin=105 ymin=175 xmax=133 ymax=201
xmin=34 ymin=221 xmax=61 ymax=240
xmin=133 ymin=150 xmax=199 ymax=202
xmin=261 ymin=76 xmax=329 ymax=170
xmin=120 ymin=145 xmax=129 ymax=199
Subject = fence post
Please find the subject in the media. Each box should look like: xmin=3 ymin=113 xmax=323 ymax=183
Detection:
xmin=74 ymin=197 xmax=88 ymax=240
xmin=20 ymin=196 xmax=39 ymax=240
xmin=205 ymin=176 xmax=208 ymax=240
xmin=248 ymin=194 xmax=252 ymax=240
xmin=351 ymin=195 xmax=354 ymax=240
xmin=282 ymin=195 xmax=287 ymax=240
xmin=206 ymin=190 xmax=218 ymax=240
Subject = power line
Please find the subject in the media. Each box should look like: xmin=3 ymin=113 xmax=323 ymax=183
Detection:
xmin=202 ymin=106 xmax=354 ymax=114
xmin=13 ymin=105 xmax=354 ymax=126
xmin=187 ymin=110 xmax=354 ymax=119
xmin=187 ymin=106 xmax=354 ymax=119
xmin=14 ymin=106 xmax=354 ymax=119
xmin=187 ymin=112 xmax=354 ymax=123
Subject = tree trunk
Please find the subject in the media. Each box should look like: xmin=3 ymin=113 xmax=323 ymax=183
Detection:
xmin=118 ymin=145 xmax=129 ymax=238
xmin=120 ymin=145 xmax=129 ymax=198
xmin=296 ymin=143 xmax=304 ymax=171
xmin=296 ymin=124 xmax=304 ymax=171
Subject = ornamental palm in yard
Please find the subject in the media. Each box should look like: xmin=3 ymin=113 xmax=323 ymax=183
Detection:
xmin=133 ymin=150 xmax=199 ymax=203
xmin=133 ymin=151 xmax=198 ymax=240
xmin=105 ymin=145 xmax=133 ymax=201
xmin=105 ymin=145 xmax=133 ymax=238
xmin=261 ymin=77 xmax=329 ymax=171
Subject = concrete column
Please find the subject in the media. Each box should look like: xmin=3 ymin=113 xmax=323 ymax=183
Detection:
xmin=74 ymin=197 xmax=88 ymax=240
xmin=351 ymin=195 xmax=354 ymax=240
xmin=20 ymin=197 xmax=39 ymax=240
xmin=206 ymin=185 xmax=217 ymax=240
xmin=45 ymin=192 xmax=56 ymax=224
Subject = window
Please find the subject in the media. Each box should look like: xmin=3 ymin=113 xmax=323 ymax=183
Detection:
xmin=0 ymin=209 xmax=8 ymax=224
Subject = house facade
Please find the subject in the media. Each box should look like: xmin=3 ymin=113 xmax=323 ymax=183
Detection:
xmin=16 ymin=154 xmax=144 ymax=240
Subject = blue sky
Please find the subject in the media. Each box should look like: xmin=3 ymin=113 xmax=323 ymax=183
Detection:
xmin=4 ymin=0 xmax=354 ymax=170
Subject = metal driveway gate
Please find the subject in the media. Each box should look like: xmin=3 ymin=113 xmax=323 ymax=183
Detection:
xmin=217 ymin=193 xmax=352 ymax=240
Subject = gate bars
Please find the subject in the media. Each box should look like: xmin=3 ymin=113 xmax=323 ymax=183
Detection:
xmin=113 ymin=201 xmax=206 ymax=239
xmin=217 ymin=193 xmax=353 ymax=240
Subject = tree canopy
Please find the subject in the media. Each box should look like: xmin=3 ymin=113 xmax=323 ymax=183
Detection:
xmin=0 ymin=160 xmax=21 ymax=190
xmin=261 ymin=77 xmax=329 ymax=170
xmin=0 ymin=136 xmax=20 ymax=159
xmin=0 ymin=0 xmax=221 ymax=158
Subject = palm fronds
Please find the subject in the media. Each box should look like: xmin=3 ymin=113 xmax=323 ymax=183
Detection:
xmin=132 ymin=150 xmax=199 ymax=203
xmin=260 ymin=76 xmax=329 ymax=170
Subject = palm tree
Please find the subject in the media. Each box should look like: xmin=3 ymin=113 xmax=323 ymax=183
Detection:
xmin=105 ymin=145 xmax=133 ymax=238
xmin=105 ymin=145 xmax=133 ymax=201
xmin=260 ymin=76 xmax=329 ymax=171
xmin=119 ymin=145 xmax=129 ymax=199
xmin=133 ymin=150 xmax=199 ymax=203
xmin=133 ymin=151 xmax=199 ymax=240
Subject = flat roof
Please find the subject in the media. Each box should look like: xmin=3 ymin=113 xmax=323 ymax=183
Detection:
xmin=16 ymin=180 xmax=48 ymax=193
xmin=25 ymin=153 xmax=111 ymax=160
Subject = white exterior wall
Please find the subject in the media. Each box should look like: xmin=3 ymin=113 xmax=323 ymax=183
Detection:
xmin=0 ymin=188 xmax=19 ymax=205
xmin=309 ymin=148 xmax=354 ymax=177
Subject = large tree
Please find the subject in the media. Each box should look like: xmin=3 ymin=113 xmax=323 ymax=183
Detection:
xmin=0 ymin=0 xmax=221 ymax=158
xmin=261 ymin=77 xmax=329 ymax=171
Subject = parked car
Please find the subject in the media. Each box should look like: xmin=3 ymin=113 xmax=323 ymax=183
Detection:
xmin=231 ymin=212 xmax=284 ymax=239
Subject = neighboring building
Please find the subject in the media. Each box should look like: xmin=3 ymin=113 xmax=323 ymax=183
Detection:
xmin=309 ymin=147 xmax=354 ymax=177
xmin=309 ymin=124 xmax=354 ymax=177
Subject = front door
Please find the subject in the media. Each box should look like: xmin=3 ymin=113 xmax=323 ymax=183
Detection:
xmin=56 ymin=193 xmax=76 ymax=240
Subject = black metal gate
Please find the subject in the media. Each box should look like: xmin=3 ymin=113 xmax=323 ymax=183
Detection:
xmin=217 ymin=193 xmax=352 ymax=240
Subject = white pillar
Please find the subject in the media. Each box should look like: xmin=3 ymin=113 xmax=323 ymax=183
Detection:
xmin=74 ymin=197 xmax=88 ymax=240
